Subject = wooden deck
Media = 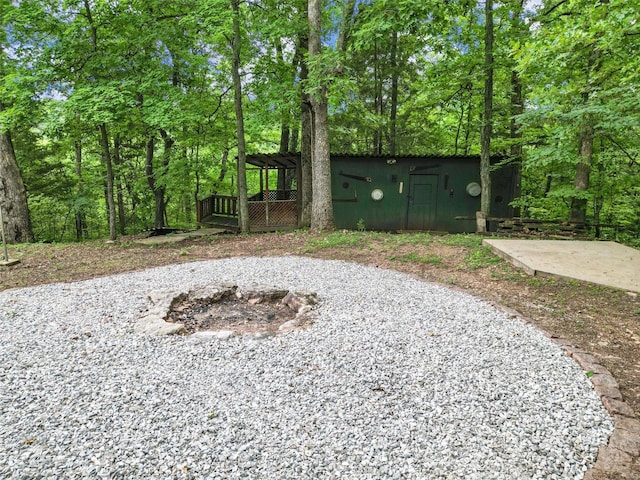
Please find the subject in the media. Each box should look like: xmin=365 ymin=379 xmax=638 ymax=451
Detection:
xmin=198 ymin=214 xmax=240 ymax=232
xmin=197 ymin=191 xmax=299 ymax=232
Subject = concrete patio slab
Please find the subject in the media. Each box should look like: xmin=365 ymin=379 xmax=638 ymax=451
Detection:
xmin=483 ymin=239 xmax=640 ymax=293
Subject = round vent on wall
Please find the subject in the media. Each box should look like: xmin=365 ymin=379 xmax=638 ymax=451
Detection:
xmin=466 ymin=182 xmax=481 ymax=197
xmin=371 ymin=189 xmax=384 ymax=201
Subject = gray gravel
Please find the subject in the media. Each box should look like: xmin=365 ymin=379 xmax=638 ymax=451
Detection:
xmin=0 ymin=256 xmax=612 ymax=479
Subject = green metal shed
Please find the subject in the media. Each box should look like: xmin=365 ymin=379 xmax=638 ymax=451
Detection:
xmin=331 ymin=154 xmax=515 ymax=233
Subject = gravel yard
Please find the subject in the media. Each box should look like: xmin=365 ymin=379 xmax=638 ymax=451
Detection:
xmin=0 ymin=256 xmax=613 ymax=479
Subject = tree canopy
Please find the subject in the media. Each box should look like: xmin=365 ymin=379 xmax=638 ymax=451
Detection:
xmin=1 ymin=0 xmax=638 ymax=243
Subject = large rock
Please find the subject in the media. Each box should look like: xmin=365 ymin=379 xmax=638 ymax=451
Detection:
xmin=137 ymin=288 xmax=191 ymax=336
xmin=189 ymin=284 xmax=237 ymax=303
xmin=187 ymin=330 xmax=235 ymax=343
xmin=282 ymin=291 xmax=319 ymax=313
xmin=134 ymin=314 xmax=186 ymax=336
xmin=237 ymin=285 xmax=289 ymax=304
xmin=146 ymin=289 xmax=188 ymax=317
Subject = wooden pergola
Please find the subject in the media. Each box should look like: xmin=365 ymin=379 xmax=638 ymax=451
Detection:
xmin=196 ymin=153 xmax=301 ymax=231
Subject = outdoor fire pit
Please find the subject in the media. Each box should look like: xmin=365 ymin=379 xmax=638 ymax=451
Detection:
xmin=134 ymin=283 xmax=318 ymax=338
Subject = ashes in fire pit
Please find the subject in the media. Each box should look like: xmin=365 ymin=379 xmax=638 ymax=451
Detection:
xmin=162 ymin=285 xmax=318 ymax=337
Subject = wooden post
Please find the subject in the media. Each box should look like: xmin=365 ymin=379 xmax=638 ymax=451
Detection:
xmin=296 ymin=155 xmax=302 ymax=227
xmin=265 ymin=158 xmax=270 ymax=226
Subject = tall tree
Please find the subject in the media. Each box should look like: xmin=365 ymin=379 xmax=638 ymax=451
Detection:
xmin=307 ymin=0 xmax=333 ymax=231
xmin=73 ymin=140 xmax=89 ymax=240
xmin=299 ymin=20 xmax=313 ymax=227
xmin=231 ymin=0 xmax=249 ymax=233
xmin=307 ymin=0 xmax=356 ymax=231
xmin=0 ymin=103 xmax=34 ymax=243
xmin=479 ymin=0 xmax=494 ymax=230
xmin=569 ymin=2 xmax=607 ymax=224
xmin=98 ymin=123 xmax=117 ymax=240
xmin=0 ymin=28 xmax=35 ymax=243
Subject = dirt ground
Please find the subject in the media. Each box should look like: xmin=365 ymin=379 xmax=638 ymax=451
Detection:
xmin=2 ymin=230 xmax=639 ymax=421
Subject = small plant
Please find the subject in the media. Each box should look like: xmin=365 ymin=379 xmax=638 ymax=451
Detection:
xmin=463 ymin=247 xmax=501 ymax=270
xmin=356 ymin=218 xmax=366 ymax=232
xmin=439 ymin=234 xmax=482 ymax=248
xmin=527 ymin=277 xmax=545 ymax=288
xmin=390 ymin=252 xmax=443 ymax=265
xmin=304 ymin=231 xmax=368 ymax=251
xmin=634 ymin=309 xmax=640 ymax=316
xmin=585 ymin=370 xmax=595 ymax=378
xmin=388 ymin=232 xmax=432 ymax=246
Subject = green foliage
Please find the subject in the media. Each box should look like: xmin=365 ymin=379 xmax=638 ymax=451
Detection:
xmin=439 ymin=234 xmax=482 ymax=248
xmin=304 ymin=231 xmax=370 ymax=251
xmin=464 ymin=246 xmax=502 ymax=270
xmin=383 ymin=232 xmax=432 ymax=246
xmin=389 ymin=252 xmax=443 ymax=265
xmin=2 ymin=0 xmax=639 ymax=244
xmin=514 ymin=0 xmax=640 ymax=230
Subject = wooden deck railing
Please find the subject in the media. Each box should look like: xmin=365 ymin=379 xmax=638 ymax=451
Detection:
xmin=197 ymin=191 xmax=298 ymax=229
xmin=197 ymin=194 xmax=238 ymax=223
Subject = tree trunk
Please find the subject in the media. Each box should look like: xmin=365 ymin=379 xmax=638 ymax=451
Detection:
xmin=0 ymin=115 xmax=34 ymax=243
xmin=508 ymin=1 xmax=525 ymax=219
xmin=569 ymin=73 xmax=600 ymax=225
xmin=479 ymin=0 xmax=494 ymax=230
xmin=454 ymin=102 xmax=464 ymax=155
xmin=217 ymin=147 xmax=229 ymax=191
xmin=277 ymin=125 xmax=290 ymax=198
xmin=98 ymin=124 xmax=117 ymax=240
xmin=289 ymin=126 xmax=299 ymax=152
xmin=463 ymin=92 xmax=473 ymax=155
xmin=74 ymin=141 xmax=88 ymax=240
xmin=389 ymin=30 xmax=399 ymax=156
xmin=309 ymin=89 xmax=333 ymax=231
xmin=544 ymin=173 xmax=552 ymax=197
xmin=299 ymin=13 xmax=313 ymax=228
xmin=569 ymin=118 xmax=593 ymax=224
xmin=300 ymin=97 xmax=313 ymax=227
xmin=113 ymin=135 xmax=127 ymax=234
xmin=308 ymin=0 xmax=334 ymax=231
xmin=510 ymin=69 xmax=523 ymax=218
xmin=145 ymin=137 xmax=163 ymax=229
xmin=373 ymin=41 xmax=382 ymax=154
xmin=159 ymin=129 xmax=173 ymax=227
xmin=569 ymin=1 xmax=606 ymax=224
xmin=231 ymin=0 xmax=249 ymax=233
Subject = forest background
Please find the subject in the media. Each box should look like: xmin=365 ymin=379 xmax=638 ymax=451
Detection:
xmin=1 ymin=0 xmax=639 ymax=245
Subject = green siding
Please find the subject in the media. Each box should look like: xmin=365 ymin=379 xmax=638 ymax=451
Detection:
xmin=331 ymin=155 xmax=514 ymax=233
